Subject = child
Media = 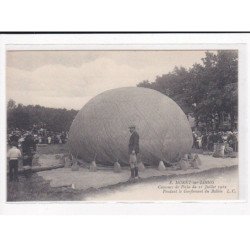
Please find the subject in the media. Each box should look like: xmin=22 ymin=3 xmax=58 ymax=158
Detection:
xmin=7 ymin=142 xmax=22 ymax=181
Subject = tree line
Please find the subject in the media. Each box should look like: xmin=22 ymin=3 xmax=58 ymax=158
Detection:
xmin=7 ymin=99 xmax=78 ymax=132
xmin=137 ymin=50 xmax=238 ymax=130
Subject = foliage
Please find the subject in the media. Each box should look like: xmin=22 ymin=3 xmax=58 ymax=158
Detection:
xmin=7 ymin=100 xmax=78 ymax=132
xmin=137 ymin=50 xmax=238 ymax=129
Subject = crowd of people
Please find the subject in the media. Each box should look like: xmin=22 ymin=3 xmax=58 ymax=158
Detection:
xmin=192 ymin=130 xmax=238 ymax=153
xmin=7 ymin=125 xmax=69 ymax=181
xmin=8 ymin=127 xmax=69 ymax=148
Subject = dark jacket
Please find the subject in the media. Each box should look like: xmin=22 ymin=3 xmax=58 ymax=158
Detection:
xmin=22 ymin=135 xmax=36 ymax=155
xmin=10 ymin=134 xmax=19 ymax=143
xmin=128 ymin=131 xmax=139 ymax=154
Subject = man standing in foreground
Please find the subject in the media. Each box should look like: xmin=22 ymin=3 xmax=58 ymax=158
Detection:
xmin=7 ymin=142 xmax=22 ymax=182
xmin=128 ymin=125 xmax=140 ymax=181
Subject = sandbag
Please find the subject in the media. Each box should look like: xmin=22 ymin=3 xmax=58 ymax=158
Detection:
xmin=64 ymin=157 xmax=72 ymax=168
xmin=158 ymin=161 xmax=166 ymax=171
xmin=89 ymin=161 xmax=97 ymax=172
xmin=137 ymin=162 xmax=146 ymax=171
xmin=55 ymin=154 xmax=61 ymax=159
xmin=113 ymin=162 xmax=122 ymax=173
xmin=213 ymin=143 xmax=225 ymax=158
xmin=190 ymin=159 xmax=199 ymax=169
xmin=194 ymin=154 xmax=202 ymax=166
xmin=180 ymin=159 xmax=189 ymax=170
xmin=71 ymin=163 xmax=79 ymax=171
xmin=32 ymin=154 xmax=40 ymax=166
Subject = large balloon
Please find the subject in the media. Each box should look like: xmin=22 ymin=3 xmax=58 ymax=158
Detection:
xmin=68 ymin=87 xmax=193 ymax=165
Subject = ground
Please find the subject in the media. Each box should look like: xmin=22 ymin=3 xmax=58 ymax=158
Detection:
xmin=84 ymin=166 xmax=238 ymax=201
xmin=36 ymin=143 xmax=69 ymax=155
xmin=7 ymin=144 xmax=238 ymax=201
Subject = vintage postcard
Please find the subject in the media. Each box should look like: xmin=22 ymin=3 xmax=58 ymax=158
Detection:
xmin=4 ymin=46 xmax=242 ymax=203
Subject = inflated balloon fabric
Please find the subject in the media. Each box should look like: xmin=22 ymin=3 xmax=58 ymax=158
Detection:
xmin=68 ymin=87 xmax=193 ymax=165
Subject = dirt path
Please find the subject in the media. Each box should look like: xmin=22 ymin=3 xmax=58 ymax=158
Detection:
xmin=83 ymin=165 xmax=238 ymax=201
xmin=37 ymin=154 xmax=238 ymax=191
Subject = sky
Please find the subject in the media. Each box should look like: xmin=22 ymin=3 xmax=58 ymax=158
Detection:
xmin=6 ymin=50 xmax=207 ymax=110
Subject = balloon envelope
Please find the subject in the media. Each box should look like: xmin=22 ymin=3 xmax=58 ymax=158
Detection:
xmin=68 ymin=87 xmax=193 ymax=165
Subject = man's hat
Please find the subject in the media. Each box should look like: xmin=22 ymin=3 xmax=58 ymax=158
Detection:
xmin=129 ymin=125 xmax=136 ymax=129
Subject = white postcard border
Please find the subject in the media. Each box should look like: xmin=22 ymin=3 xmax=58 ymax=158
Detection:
xmin=0 ymin=33 xmax=249 ymax=214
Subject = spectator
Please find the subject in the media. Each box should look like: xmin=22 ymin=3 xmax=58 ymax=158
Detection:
xmin=48 ymin=136 xmax=52 ymax=144
xmin=192 ymin=131 xmax=198 ymax=149
xmin=22 ymin=133 xmax=36 ymax=160
xmin=228 ymin=131 xmax=238 ymax=152
xmin=197 ymin=135 xmax=202 ymax=149
xmin=8 ymin=124 xmax=69 ymax=147
xmin=7 ymin=142 xmax=22 ymax=182
xmin=202 ymin=133 xmax=208 ymax=151
xmin=9 ymin=132 xmax=19 ymax=144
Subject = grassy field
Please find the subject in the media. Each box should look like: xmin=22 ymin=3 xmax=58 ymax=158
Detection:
xmin=7 ymin=143 xmax=72 ymax=201
xmin=7 ymin=173 xmax=83 ymax=201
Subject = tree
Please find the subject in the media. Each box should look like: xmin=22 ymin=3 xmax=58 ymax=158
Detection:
xmin=137 ymin=50 xmax=238 ymax=130
xmin=7 ymin=100 xmax=79 ymax=132
xmin=7 ymin=99 xmax=16 ymax=110
xmin=8 ymin=105 xmax=30 ymax=129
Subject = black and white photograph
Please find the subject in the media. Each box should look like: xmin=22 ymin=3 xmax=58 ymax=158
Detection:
xmin=1 ymin=0 xmax=250 ymax=248
xmin=5 ymin=48 xmax=239 ymax=202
